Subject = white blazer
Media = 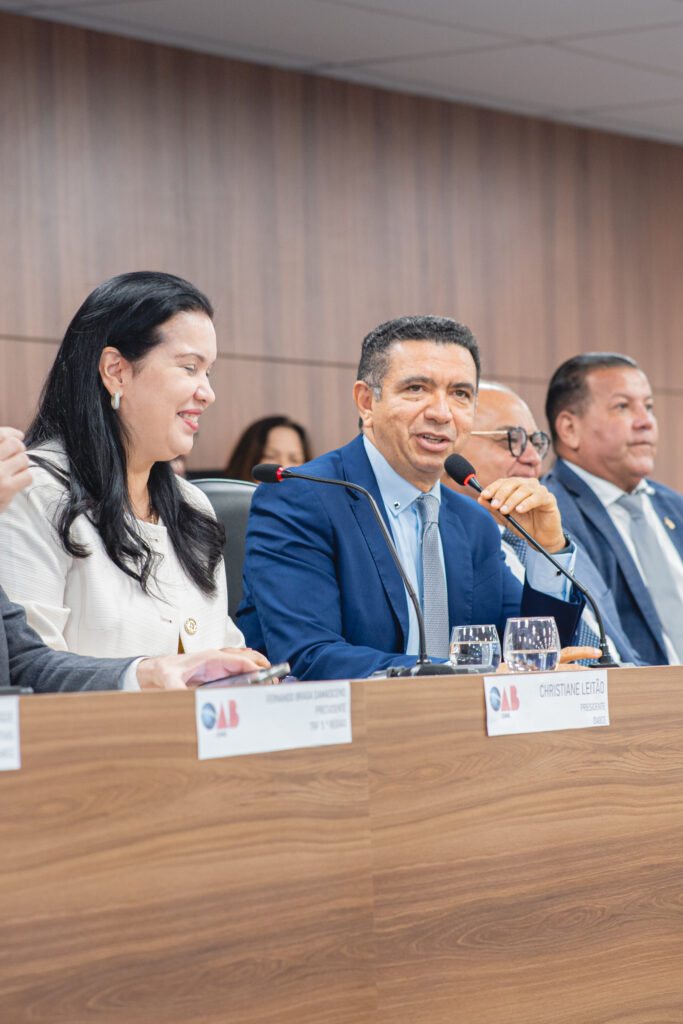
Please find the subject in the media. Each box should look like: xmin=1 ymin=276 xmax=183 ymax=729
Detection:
xmin=0 ymin=446 xmax=244 ymax=657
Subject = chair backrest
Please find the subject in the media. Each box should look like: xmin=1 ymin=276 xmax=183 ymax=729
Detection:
xmin=191 ymin=478 xmax=257 ymax=618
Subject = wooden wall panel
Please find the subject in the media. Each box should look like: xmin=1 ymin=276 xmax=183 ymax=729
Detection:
xmin=187 ymin=355 xmax=359 ymax=470
xmin=0 ymin=10 xmax=681 ymax=486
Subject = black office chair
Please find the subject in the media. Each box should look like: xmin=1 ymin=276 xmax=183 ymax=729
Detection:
xmin=191 ymin=478 xmax=257 ymax=618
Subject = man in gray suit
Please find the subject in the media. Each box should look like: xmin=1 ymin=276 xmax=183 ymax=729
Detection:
xmin=0 ymin=427 xmax=263 ymax=692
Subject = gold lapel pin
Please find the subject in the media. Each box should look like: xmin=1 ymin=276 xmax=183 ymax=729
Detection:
xmin=664 ymin=517 xmax=676 ymax=530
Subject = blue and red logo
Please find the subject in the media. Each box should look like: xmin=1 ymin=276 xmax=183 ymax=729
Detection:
xmin=201 ymin=700 xmax=239 ymax=731
xmin=488 ymin=685 xmax=520 ymax=714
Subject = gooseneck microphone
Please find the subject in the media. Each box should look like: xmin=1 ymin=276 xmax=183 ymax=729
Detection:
xmin=252 ymin=463 xmax=459 ymax=676
xmin=444 ymin=454 xmax=618 ymax=667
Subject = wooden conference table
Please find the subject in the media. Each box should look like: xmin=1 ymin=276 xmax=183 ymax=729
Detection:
xmin=2 ymin=666 xmax=683 ymax=1023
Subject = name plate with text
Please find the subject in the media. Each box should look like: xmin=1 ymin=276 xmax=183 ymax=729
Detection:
xmin=195 ymin=681 xmax=352 ymax=760
xmin=484 ymin=669 xmax=609 ymax=737
xmin=0 ymin=696 xmax=20 ymax=771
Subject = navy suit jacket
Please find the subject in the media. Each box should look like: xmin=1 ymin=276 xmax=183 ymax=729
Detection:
xmin=1 ymin=586 xmax=130 ymax=692
xmin=543 ymin=459 xmax=683 ymax=666
xmin=238 ymin=435 xmax=583 ymax=680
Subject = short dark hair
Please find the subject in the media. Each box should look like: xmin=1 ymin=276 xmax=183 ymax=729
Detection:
xmin=357 ymin=315 xmax=481 ymax=394
xmin=225 ymin=415 xmax=312 ymax=481
xmin=545 ymin=352 xmax=640 ymax=448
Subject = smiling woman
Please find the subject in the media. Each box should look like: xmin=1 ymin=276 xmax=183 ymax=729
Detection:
xmin=0 ymin=271 xmax=246 ymax=661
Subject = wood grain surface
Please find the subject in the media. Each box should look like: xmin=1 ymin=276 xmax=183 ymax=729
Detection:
xmin=1 ymin=11 xmax=681 ymax=486
xmin=365 ymin=668 xmax=683 ymax=1023
xmin=0 ymin=687 xmax=376 ymax=1024
xmin=2 ymin=668 xmax=683 ymax=1022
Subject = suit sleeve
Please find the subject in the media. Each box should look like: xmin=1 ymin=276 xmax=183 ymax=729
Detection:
xmin=2 ymin=589 xmax=131 ymax=692
xmin=239 ymin=481 xmax=417 ymax=680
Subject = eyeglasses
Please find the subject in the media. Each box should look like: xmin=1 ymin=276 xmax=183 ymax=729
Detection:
xmin=470 ymin=427 xmax=551 ymax=459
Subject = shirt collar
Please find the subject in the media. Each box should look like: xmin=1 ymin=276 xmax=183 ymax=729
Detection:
xmin=363 ymin=435 xmax=441 ymax=517
xmin=560 ymin=458 xmax=655 ymax=508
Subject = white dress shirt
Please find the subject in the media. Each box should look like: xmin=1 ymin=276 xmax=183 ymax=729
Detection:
xmin=0 ymin=445 xmax=244 ymax=669
xmin=562 ymin=460 xmax=683 ymax=664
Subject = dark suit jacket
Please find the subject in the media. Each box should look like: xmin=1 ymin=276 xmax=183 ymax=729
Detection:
xmin=543 ymin=459 xmax=683 ymax=666
xmin=1 ymin=587 xmax=130 ymax=692
xmin=238 ymin=435 xmax=583 ymax=680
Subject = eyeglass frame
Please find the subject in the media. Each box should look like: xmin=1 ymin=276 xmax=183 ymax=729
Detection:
xmin=469 ymin=427 xmax=551 ymax=459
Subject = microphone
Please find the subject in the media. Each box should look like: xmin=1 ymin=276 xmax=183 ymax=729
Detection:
xmin=252 ymin=463 xmax=460 ymax=676
xmin=444 ymin=454 xmax=618 ymax=667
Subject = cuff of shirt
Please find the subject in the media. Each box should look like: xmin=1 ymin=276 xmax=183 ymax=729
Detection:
xmin=122 ymin=658 xmax=145 ymax=691
xmin=525 ymin=542 xmax=576 ymax=601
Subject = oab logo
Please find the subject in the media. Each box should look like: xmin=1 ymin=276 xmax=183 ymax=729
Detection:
xmin=488 ymin=685 xmax=520 ymax=715
xmin=201 ymin=700 xmax=240 ymax=732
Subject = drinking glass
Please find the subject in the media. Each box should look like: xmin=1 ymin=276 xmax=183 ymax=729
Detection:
xmin=449 ymin=624 xmax=501 ymax=671
xmin=502 ymin=617 xmax=560 ymax=672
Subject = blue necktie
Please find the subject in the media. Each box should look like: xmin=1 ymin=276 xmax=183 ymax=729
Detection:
xmin=617 ymin=492 xmax=683 ymax=661
xmin=416 ymin=494 xmax=449 ymax=658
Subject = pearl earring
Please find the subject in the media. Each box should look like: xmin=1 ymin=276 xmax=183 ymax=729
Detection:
xmin=111 ymin=391 xmax=121 ymax=411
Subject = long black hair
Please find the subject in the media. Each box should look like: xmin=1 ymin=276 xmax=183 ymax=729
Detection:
xmin=26 ymin=270 xmax=224 ymax=596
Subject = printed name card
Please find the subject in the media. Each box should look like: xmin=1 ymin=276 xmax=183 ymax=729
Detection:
xmin=195 ymin=681 xmax=352 ymax=760
xmin=484 ymin=669 xmax=609 ymax=737
xmin=0 ymin=696 xmax=21 ymax=771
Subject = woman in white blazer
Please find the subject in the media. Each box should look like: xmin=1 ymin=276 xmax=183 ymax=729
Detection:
xmin=0 ymin=271 xmax=263 ymax=663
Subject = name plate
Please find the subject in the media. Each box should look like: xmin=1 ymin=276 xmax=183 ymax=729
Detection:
xmin=484 ymin=669 xmax=609 ymax=737
xmin=0 ymin=696 xmax=20 ymax=771
xmin=195 ymin=681 xmax=352 ymax=760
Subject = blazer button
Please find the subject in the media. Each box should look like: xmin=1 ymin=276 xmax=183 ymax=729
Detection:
xmin=184 ymin=617 xmax=198 ymax=635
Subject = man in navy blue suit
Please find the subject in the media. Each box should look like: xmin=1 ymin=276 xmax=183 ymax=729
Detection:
xmin=543 ymin=353 xmax=683 ymax=666
xmin=238 ymin=316 xmax=584 ymax=680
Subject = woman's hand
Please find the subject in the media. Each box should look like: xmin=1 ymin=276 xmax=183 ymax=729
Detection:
xmin=0 ymin=428 xmax=32 ymax=514
xmin=136 ymin=648 xmax=269 ymax=690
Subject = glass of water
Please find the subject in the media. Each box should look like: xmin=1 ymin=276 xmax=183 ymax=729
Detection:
xmin=450 ymin=624 xmax=501 ymax=671
xmin=502 ymin=617 xmax=560 ymax=672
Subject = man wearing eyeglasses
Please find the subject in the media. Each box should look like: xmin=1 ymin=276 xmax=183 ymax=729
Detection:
xmin=444 ymin=383 xmax=641 ymax=664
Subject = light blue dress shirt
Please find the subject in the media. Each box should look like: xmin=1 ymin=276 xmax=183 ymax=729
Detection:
xmin=363 ymin=436 xmax=574 ymax=655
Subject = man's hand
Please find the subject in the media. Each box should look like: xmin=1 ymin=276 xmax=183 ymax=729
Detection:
xmin=497 ymin=646 xmax=603 ymax=672
xmin=136 ymin=649 xmax=270 ymax=691
xmin=0 ymin=428 xmax=32 ymax=514
xmin=558 ymin=646 xmax=602 ymax=666
xmin=479 ymin=476 xmax=566 ymax=552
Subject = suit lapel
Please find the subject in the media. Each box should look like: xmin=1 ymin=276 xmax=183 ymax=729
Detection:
xmin=650 ymin=489 xmax=683 ymax=562
xmin=340 ymin=438 xmax=410 ymax=647
xmin=556 ymin=461 xmax=667 ymax=654
xmin=439 ymin=499 xmax=474 ymax=627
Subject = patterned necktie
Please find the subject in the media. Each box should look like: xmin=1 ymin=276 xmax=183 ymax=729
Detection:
xmin=501 ymin=526 xmax=528 ymax=565
xmin=617 ymin=491 xmax=683 ymax=660
xmin=416 ymin=494 xmax=449 ymax=658
xmin=501 ymin=527 xmax=604 ymax=660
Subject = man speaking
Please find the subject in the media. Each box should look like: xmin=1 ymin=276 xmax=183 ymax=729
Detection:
xmin=238 ymin=316 xmax=583 ymax=680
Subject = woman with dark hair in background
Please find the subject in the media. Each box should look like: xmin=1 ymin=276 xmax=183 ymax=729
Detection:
xmin=225 ymin=415 xmax=312 ymax=481
xmin=0 ymin=271 xmax=265 ymax=666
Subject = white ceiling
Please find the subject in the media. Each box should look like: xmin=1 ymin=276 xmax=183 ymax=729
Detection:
xmin=4 ymin=0 xmax=683 ymax=145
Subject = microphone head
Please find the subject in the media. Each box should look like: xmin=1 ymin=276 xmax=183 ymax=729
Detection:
xmin=444 ymin=454 xmax=481 ymax=491
xmin=252 ymin=463 xmax=283 ymax=483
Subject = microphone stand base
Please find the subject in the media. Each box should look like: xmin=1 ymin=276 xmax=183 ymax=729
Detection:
xmin=408 ymin=661 xmax=464 ymax=676
xmin=381 ymin=662 xmax=488 ymax=677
